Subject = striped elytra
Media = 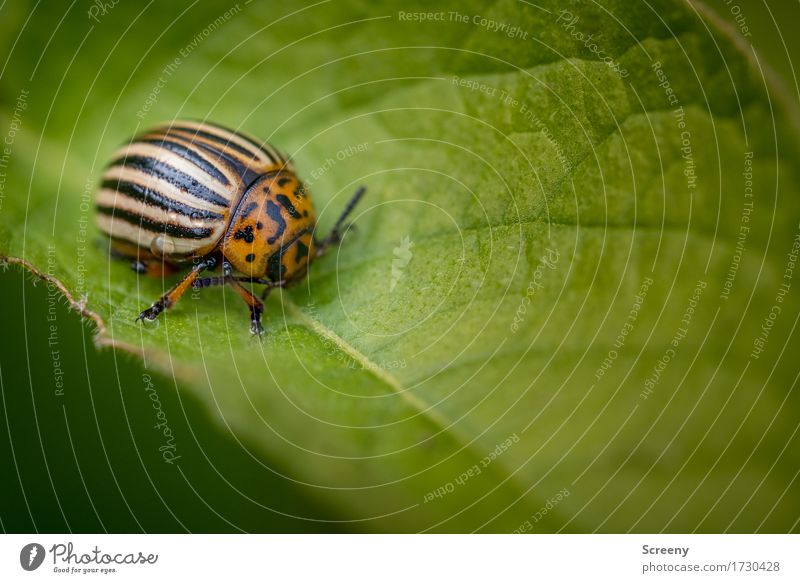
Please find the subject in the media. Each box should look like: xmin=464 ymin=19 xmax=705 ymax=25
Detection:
xmin=96 ymin=120 xmax=366 ymax=335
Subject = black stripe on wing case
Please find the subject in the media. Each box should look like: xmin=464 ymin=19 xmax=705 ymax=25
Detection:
xmin=198 ymin=121 xmax=284 ymax=163
xmin=108 ymin=155 xmax=230 ymax=208
xmin=96 ymin=204 xmax=215 ymax=239
xmin=170 ymin=125 xmax=265 ymax=161
xmin=101 ymin=179 xmax=224 ymax=221
xmin=192 ymin=141 xmax=262 ymax=187
xmin=138 ymin=138 xmax=232 ymax=187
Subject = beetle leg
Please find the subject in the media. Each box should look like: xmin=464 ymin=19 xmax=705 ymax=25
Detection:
xmin=130 ymin=258 xmax=180 ymax=278
xmin=136 ymin=257 xmax=217 ymax=323
xmin=227 ymin=278 xmax=265 ymax=335
xmin=235 ymin=277 xmax=285 ymax=286
xmin=315 ymin=185 xmax=366 ymax=257
xmin=192 ymin=276 xmax=285 ymax=299
xmin=130 ymin=260 xmax=148 ymax=274
xmin=196 ymin=277 xmax=284 ymax=329
xmin=192 ymin=276 xmax=227 ymax=289
xmin=109 ymin=245 xmax=129 ymax=260
xmin=255 ymin=279 xmax=285 ymax=300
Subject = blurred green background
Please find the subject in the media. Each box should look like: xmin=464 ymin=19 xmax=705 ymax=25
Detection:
xmin=1 ymin=0 xmax=799 ymax=533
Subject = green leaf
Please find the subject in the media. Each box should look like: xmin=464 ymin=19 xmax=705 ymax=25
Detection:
xmin=2 ymin=0 xmax=799 ymax=531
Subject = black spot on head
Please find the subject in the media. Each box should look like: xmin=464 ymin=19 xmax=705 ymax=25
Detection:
xmin=256 ymin=221 xmax=263 ymax=230
xmin=245 ymin=253 xmax=256 ymax=262
xmin=293 ymin=184 xmax=306 ymax=198
xmin=266 ymin=230 xmax=307 ymax=281
xmin=295 ymin=241 xmax=309 ymax=262
xmin=277 ymin=177 xmax=291 ymax=187
xmin=267 ymin=251 xmax=286 ymax=281
xmin=265 ymin=200 xmax=287 ymax=244
xmin=276 ymin=193 xmax=302 ymax=219
xmin=240 ymin=201 xmax=258 ymax=218
xmin=303 ymin=210 xmax=308 ymax=217
xmin=233 ymin=224 xmax=255 ymax=243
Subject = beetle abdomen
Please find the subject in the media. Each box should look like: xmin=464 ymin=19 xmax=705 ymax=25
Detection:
xmin=96 ymin=121 xmax=291 ymax=261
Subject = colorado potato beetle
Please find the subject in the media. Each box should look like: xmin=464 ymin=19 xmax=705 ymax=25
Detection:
xmin=96 ymin=120 xmax=365 ymax=334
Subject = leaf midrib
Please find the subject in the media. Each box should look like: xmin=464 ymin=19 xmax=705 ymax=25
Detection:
xmin=282 ymin=298 xmax=555 ymax=528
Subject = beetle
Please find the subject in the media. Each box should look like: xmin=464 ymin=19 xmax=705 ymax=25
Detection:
xmin=95 ymin=120 xmax=365 ymax=334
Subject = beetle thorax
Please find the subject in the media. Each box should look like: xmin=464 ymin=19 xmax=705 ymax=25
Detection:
xmin=220 ymin=171 xmax=317 ymax=281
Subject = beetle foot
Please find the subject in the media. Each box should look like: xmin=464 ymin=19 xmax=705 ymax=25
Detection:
xmin=136 ymin=301 xmax=165 ymax=323
xmin=250 ymin=318 xmax=264 ymax=336
xmin=249 ymin=305 xmax=264 ymax=336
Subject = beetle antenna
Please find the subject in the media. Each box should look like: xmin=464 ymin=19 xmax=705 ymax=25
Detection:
xmin=315 ymin=186 xmax=366 ymax=258
xmin=331 ymin=186 xmax=366 ymax=235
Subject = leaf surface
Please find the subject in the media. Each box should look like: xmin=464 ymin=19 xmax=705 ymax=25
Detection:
xmin=1 ymin=0 xmax=799 ymax=531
